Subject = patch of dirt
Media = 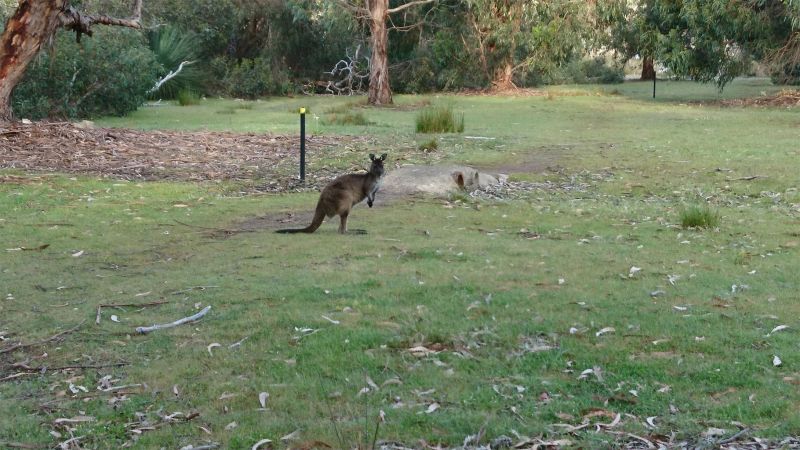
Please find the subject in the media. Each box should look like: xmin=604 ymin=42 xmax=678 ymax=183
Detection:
xmin=474 ymin=145 xmax=572 ymax=175
xmin=0 ymin=121 xmax=372 ymax=192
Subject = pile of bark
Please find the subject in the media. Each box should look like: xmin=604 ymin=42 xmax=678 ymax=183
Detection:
xmin=0 ymin=122 xmax=370 ymax=191
xmin=718 ymin=89 xmax=800 ymax=108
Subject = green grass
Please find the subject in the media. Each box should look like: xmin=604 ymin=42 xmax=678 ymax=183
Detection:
xmin=176 ymin=89 xmax=200 ymax=106
xmin=680 ymin=205 xmax=721 ymax=229
xmin=3 ymin=78 xmax=800 ymax=448
xmin=415 ymin=104 xmax=465 ymax=133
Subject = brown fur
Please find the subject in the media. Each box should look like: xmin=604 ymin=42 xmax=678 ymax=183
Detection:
xmin=276 ymin=153 xmax=386 ymax=234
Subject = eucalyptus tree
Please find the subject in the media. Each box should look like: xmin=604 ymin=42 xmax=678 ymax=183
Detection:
xmin=0 ymin=0 xmax=144 ymax=121
xmin=463 ymin=0 xmax=593 ymax=90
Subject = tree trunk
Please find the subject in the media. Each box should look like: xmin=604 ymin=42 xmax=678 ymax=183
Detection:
xmin=0 ymin=0 xmax=68 ymax=122
xmin=367 ymin=0 xmax=392 ymax=105
xmin=492 ymin=63 xmax=515 ymax=91
xmin=640 ymin=56 xmax=656 ymax=81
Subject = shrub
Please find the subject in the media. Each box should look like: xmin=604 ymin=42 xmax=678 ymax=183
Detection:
xmin=13 ymin=29 xmax=159 ymax=119
xmin=419 ymin=138 xmax=438 ymax=152
xmin=176 ymin=89 xmax=200 ymax=106
xmin=415 ymin=105 xmax=464 ymax=133
xmin=147 ymin=25 xmax=206 ymax=99
xmin=680 ymin=205 xmax=720 ymax=229
xmin=210 ymin=56 xmax=290 ymax=99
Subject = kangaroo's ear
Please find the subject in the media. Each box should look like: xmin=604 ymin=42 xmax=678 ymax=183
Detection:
xmin=380 ymin=153 xmax=387 ymax=160
xmin=369 ymin=153 xmax=375 ymax=161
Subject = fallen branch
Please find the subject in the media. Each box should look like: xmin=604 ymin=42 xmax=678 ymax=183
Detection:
xmin=96 ymin=300 xmax=169 ymax=324
xmin=135 ymin=306 xmax=211 ymax=334
xmin=0 ymin=321 xmax=86 ymax=355
xmin=0 ymin=441 xmax=45 ymax=449
xmin=0 ymin=372 xmax=35 ymax=382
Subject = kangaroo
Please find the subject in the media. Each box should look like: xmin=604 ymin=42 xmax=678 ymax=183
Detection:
xmin=276 ymin=153 xmax=387 ymax=234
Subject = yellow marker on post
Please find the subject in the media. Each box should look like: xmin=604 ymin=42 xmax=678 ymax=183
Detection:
xmin=299 ymin=107 xmax=306 ymax=114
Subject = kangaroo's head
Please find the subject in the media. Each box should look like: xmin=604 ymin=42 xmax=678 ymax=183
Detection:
xmin=368 ymin=153 xmax=387 ymax=177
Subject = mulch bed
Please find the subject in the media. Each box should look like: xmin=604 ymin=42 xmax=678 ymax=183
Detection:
xmin=0 ymin=122 xmax=372 ymax=192
xmin=714 ymin=89 xmax=800 ymax=108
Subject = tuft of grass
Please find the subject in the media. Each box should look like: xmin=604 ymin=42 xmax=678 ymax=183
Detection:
xmin=415 ymin=105 xmax=464 ymax=133
xmin=323 ymin=111 xmax=372 ymax=126
xmin=176 ymin=89 xmax=200 ymax=106
xmin=680 ymin=205 xmax=720 ymax=229
xmin=418 ymin=138 xmax=438 ymax=152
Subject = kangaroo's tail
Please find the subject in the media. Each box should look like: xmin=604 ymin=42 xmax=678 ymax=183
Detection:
xmin=276 ymin=202 xmax=326 ymax=234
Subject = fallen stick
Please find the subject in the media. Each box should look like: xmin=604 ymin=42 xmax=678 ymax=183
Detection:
xmin=0 ymin=321 xmax=86 ymax=355
xmin=96 ymin=300 xmax=169 ymax=324
xmin=135 ymin=306 xmax=211 ymax=334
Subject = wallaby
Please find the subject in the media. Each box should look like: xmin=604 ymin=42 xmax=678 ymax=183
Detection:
xmin=276 ymin=153 xmax=387 ymax=234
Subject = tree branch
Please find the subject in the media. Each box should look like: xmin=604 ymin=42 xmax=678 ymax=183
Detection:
xmin=148 ymin=60 xmax=197 ymax=94
xmin=58 ymin=0 xmax=143 ymax=42
xmin=387 ymin=0 xmax=435 ymax=15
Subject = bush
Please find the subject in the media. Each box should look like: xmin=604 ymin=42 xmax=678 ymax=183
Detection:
xmin=148 ymin=25 xmax=207 ymax=98
xmin=416 ymin=105 xmax=464 ymax=133
xmin=210 ymin=56 xmax=290 ymax=99
xmin=550 ymin=57 xmax=624 ymax=85
xmin=680 ymin=205 xmax=720 ymax=229
xmin=176 ymin=89 xmax=200 ymax=106
xmin=12 ymin=29 xmax=159 ymax=119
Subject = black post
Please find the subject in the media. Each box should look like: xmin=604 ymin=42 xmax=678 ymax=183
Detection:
xmin=652 ymin=76 xmax=656 ymax=99
xmin=299 ymin=107 xmax=306 ymax=181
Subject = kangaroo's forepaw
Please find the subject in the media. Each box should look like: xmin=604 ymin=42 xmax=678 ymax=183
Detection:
xmin=367 ymin=201 xmax=373 ymax=208
xmin=349 ymin=229 xmax=368 ymax=235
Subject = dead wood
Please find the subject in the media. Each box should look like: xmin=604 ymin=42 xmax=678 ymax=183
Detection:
xmin=135 ymin=305 xmax=211 ymax=334
xmin=0 ymin=321 xmax=85 ymax=355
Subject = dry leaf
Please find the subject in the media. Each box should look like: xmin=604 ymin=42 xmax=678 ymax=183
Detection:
xmin=595 ymin=327 xmax=615 ymax=337
xmin=628 ymin=266 xmax=641 ymax=278
xmin=110 ymin=314 xmax=120 ymax=323
xmin=280 ymin=429 xmax=301 ymax=442
xmin=71 ymin=250 xmax=84 ymax=257
xmin=259 ymin=391 xmax=269 ymax=409
xmin=172 ymin=384 xmax=179 ymax=397
xmin=645 ymin=416 xmax=658 ymax=428
xmin=321 ymin=315 xmax=340 ymax=324
xmin=767 ymin=325 xmax=789 ymax=336
xmin=423 ymin=402 xmax=440 ymax=414
xmin=773 ymin=355 xmax=782 ymax=367
xmin=207 ymin=342 xmax=221 ymax=356
xmin=225 ymin=421 xmax=238 ymax=431
xmin=251 ymin=438 xmax=273 ymax=450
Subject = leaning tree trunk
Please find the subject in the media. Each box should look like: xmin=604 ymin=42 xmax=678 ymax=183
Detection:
xmin=367 ymin=0 xmax=392 ymax=105
xmin=0 ymin=0 xmax=67 ymax=122
xmin=640 ymin=56 xmax=656 ymax=81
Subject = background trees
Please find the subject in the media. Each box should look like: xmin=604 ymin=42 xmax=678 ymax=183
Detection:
xmin=2 ymin=0 xmax=800 ymax=121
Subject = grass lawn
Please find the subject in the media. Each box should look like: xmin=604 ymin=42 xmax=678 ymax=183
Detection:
xmin=2 ymin=79 xmax=799 ymax=448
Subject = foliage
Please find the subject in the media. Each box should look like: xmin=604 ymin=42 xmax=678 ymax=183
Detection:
xmin=176 ymin=89 xmax=201 ymax=106
xmin=12 ymin=29 xmax=159 ymax=119
xmin=415 ymin=104 xmax=464 ymax=133
xmin=210 ymin=56 xmax=290 ymax=99
xmin=553 ymin=57 xmax=624 ymax=84
xmin=680 ymin=205 xmax=720 ymax=229
xmin=147 ymin=25 xmax=206 ymax=98
xmin=462 ymin=0 xmax=594 ymax=88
